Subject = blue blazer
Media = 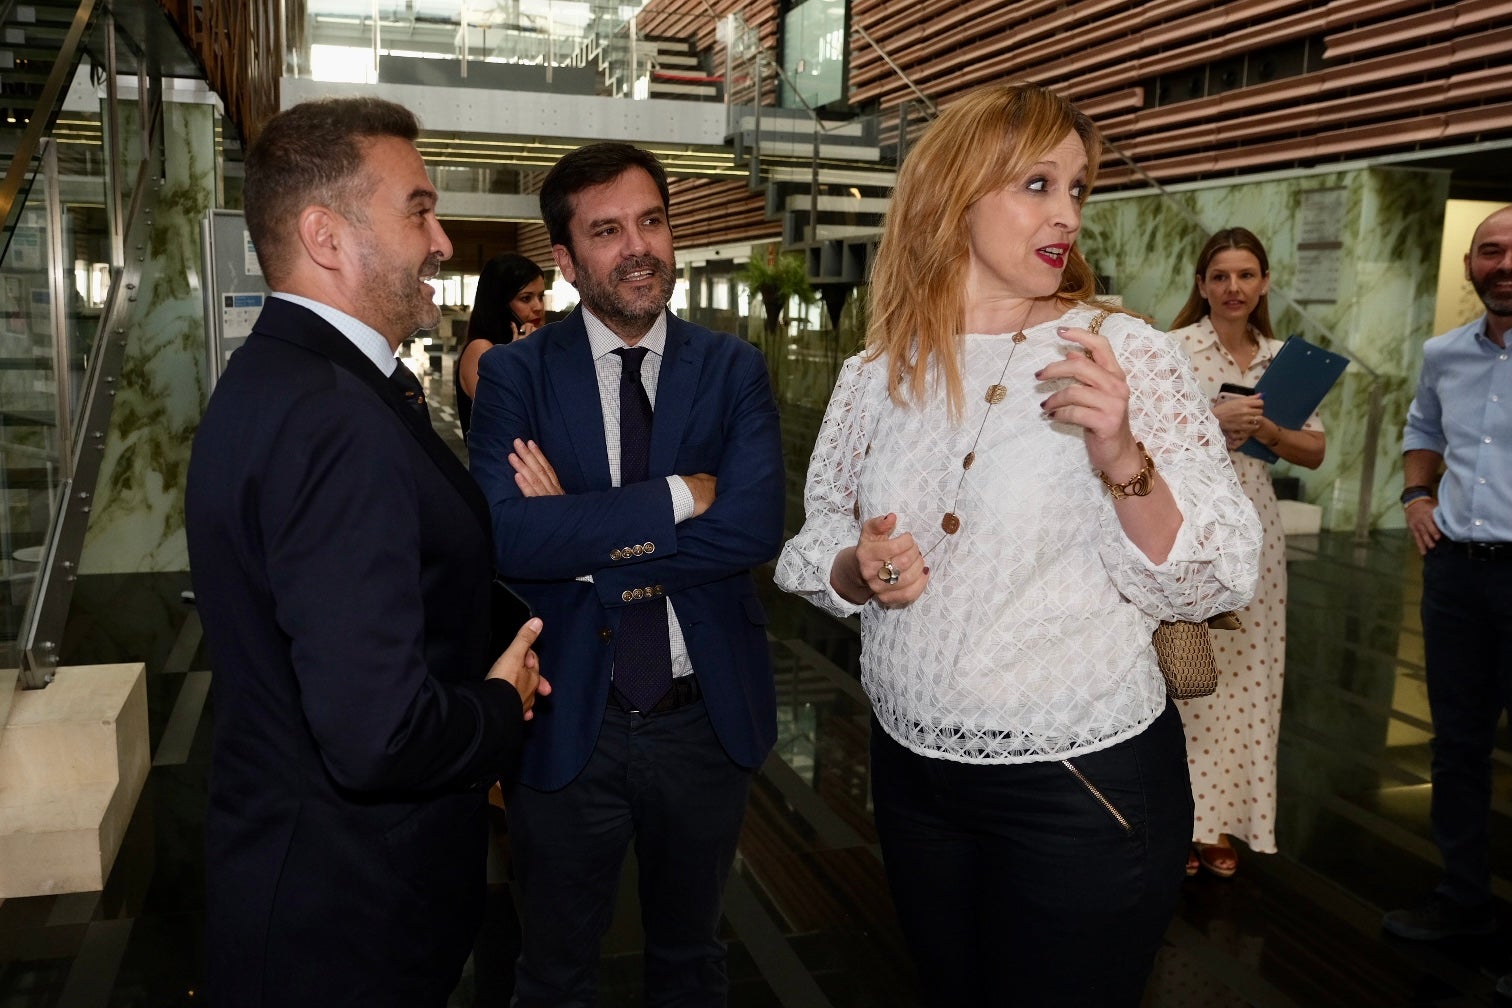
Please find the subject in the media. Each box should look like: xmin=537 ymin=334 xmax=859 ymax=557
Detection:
xmin=469 ymin=310 xmax=784 ymax=792
xmin=186 ymin=297 xmax=525 ymax=1006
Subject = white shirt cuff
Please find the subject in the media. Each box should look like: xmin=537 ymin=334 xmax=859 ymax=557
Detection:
xmin=668 ymin=475 xmax=695 ymax=523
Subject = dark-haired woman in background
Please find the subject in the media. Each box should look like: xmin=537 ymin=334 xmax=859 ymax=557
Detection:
xmin=456 ymin=253 xmax=546 ymax=436
xmin=1169 ymin=227 xmax=1325 ymax=878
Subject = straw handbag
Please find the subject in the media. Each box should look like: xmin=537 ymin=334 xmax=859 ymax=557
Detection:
xmin=1080 ymin=309 xmax=1241 ymax=701
xmin=1152 ymin=612 xmax=1241 ymax=699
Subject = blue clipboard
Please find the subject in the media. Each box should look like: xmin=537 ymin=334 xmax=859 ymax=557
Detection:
xmin=1239 ymin=336 xmax=1349 ymax=462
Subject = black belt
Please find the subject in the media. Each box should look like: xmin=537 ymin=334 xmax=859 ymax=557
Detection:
xmin=612 ymin=674 xmax=701 ymax=715
xmin=1443 ymin=539 xmax=1512 ymax=562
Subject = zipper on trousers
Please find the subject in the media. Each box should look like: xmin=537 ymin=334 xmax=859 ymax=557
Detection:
xmin=1061 ymin=759 xmax=1134 ymax=834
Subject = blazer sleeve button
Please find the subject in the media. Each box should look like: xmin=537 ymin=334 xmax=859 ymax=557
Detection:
xmin=621 ymin=590 xmax=633 ymax=602
xmin=599 ymin=627 xmax=613 ymax=642
xmin=644 ymin=541 xmax=655 ymax=553
xmin=611 ymin=549 xmax=623 ymax=560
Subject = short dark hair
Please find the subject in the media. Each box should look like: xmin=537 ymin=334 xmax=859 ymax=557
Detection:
xmin=243 ymin=97 xmax=421 ymax=283
xmin=539 ymin=142 xmax=671 ymax=252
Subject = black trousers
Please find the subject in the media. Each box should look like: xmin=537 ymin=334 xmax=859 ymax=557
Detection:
xmin=1422 ymin=539 xmax=1512 ymax=908
xmin=870 ymin=703 xmax=1192 ymax=1008
xmin=507 ymin=698 xmax=754 ymax=1008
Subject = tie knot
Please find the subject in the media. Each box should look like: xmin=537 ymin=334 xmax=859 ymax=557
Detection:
xmin=612 ymin=346 xmax=650 ymax=377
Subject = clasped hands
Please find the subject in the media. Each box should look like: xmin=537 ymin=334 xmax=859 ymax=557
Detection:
xmin=1213 ymin=392 xmax=1268 ymax=451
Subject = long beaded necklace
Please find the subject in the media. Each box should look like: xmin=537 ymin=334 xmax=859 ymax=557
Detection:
xmin=919 ymin=329 xmax=1026 ymax=559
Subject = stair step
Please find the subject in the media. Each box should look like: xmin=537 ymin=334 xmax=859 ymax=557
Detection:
xmin=652 ymin=53 xmax=702 ymax=69
xmin=9 ymin=5 xmax=84 ymax=28
xmin=0 ymin=467 xmax=55 ymax=490
xmin=781 ymin=193 xmax=890 ymax=215
xmin=751 ymin=139 xmax=882 ymax=163
xmin=648 ymin=82 xmax=718 ymax=99
xmin=735 ymin=114 xmax=871 ymax=141
xmin=761 ymin=166 xmax=897 ymax=188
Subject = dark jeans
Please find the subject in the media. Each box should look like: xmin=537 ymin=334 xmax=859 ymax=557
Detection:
xmin=507 ymin=699 xmax=754 ymax=1008
xmin=1421 ymin=540 xmax=1512 ymax=908
xmin=870 ymin=703 xmax=1192 ymax=1008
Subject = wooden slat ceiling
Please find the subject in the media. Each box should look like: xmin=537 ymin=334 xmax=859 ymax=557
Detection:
xmin=522 ymin=0 xmax=1512 ymax=255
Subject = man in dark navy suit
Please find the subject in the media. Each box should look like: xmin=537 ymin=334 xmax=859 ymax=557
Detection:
xmin=185 ymin=97 xmax=545 ymax=1007
xmin=468 ymin=143 xmax=784 ymax=1006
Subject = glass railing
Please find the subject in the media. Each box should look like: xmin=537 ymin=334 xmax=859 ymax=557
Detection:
xmin=3 ymin=14 xmax=146 ymax=679
xmin=0 ymin=133 xmax=96 ymax=671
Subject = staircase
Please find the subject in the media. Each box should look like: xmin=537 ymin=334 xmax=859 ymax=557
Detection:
xmin=574 ymin=31 xmax=721 ymax=102
xmin=729 ymin=106 xmax=894 ymax=255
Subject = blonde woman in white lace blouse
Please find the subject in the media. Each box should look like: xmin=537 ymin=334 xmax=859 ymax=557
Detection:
xmin=775 ymin=83 xmax=1261 ymax=1006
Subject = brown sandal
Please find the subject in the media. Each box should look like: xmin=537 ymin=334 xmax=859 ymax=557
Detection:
xmin=1185 ymin=846 xmax=1200 ymax=877
xmin=1196 ymin=842 xmax=1238 ymax=878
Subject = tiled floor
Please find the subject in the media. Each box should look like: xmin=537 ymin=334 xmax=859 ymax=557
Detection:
xmin=2 ymin=362 xmax=1509 ymax=1006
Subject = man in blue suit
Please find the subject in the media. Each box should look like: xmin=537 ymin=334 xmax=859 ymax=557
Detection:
xmin=186 ymin=97 xmax=545 ymax=1006
xmin=468 ymin=142 xmax=784 ymax=1006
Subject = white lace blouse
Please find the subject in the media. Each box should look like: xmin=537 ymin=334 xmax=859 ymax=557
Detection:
xmin=775 ymin=305 xmax=1261 ymax=764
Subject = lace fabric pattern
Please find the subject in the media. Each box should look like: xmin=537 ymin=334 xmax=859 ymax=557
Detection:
xmin=774 ymin=305 xmax=1262 ymax=764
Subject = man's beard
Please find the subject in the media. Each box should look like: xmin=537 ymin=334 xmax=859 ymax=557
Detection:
xmin=358 ymin=241 xmax=445 ymax=340
xmin=573 ymin=254 xmax=677 ymax=329
xmin=1473 ymin=268 xmax=1512 ymax=316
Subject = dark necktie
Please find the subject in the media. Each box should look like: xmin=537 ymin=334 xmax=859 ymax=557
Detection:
xmin=611 ymin=346 xmax=673 ymax=710
xmin=390 ymin=363 xmax=430 ymax=422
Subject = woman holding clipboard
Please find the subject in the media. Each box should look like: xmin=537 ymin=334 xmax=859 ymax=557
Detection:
xmin=1168 ymin=227 xmax=1326 ymax=877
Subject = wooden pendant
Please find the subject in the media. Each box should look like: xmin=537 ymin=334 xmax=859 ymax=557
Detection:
xmin=963 ymin=452 xmax=975 ymax=470
xmin=941 ymin=512 xmax=961 ymax=534
xmin=985 ymin=385 xmax=1007 ymax=405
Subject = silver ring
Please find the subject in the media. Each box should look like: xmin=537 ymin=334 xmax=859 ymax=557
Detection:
xmin=879 ymin=559 xmax=900 ymax=585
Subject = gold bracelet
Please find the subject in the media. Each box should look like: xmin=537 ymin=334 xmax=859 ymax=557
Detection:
xmin=1096 ymin=442 xmax=1155 ymax=500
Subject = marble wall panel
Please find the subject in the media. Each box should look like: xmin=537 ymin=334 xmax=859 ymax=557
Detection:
xmin=79 ymin=102 xmax=214 ymax=574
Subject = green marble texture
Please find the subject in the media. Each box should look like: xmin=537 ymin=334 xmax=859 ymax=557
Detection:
xmin=1080 ymin=167 xmax=1451 ymax=532
xmin=79 ymin=101 xmax=214 ymax=574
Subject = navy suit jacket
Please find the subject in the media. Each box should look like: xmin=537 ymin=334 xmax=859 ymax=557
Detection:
xmin=186 ymin=297 xmax=525 ymax=1006
xmin=469 ymin=309 xmax=783 ymax=792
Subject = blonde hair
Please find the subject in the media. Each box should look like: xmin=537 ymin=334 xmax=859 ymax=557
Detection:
xmin=865 ymin=82 xmax=1102 ymax=418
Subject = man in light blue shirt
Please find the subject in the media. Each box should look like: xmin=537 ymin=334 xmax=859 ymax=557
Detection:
xmin=1385 ymin=204 xmax=1512 ymax=947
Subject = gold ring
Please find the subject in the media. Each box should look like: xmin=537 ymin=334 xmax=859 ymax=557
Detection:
xmin=879 ymin=560 xmax=900 ymax=585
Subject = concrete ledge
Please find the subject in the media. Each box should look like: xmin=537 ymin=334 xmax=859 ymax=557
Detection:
xmin=1279 ymin=499 xmax=1323 ymax=536
xmin=0 ymin=663 xmax=149 ymax=897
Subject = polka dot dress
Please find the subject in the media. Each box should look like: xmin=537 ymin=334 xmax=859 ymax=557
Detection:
xmin=1169 ymin=318 xmax=1321 ymax=853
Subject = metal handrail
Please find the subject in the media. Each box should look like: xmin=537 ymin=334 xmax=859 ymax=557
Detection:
xmin=852 ymin=23 xmax=936 ymax=121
